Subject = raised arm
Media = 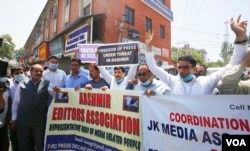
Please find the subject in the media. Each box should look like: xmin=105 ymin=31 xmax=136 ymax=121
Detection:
xmin=126 ymin=65 xmax=137 ymax=81
xmin=144 ymin=31 xmax=176 ymax=86
xmin=98 ymin=66 xmax=113 ymax=85
xmin=202 ymin=15 xmax=248 ymax=91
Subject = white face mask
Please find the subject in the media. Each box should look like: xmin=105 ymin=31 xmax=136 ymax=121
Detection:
xmin=115 ymin=78 xmax=124 ymax=84
xmin=14 ymin=74 xmax=25 ymax=82
xmin=49 ymin=63 xmax=58 ymax=70
xmin=140 ymin=79 xmax=151 ymax=87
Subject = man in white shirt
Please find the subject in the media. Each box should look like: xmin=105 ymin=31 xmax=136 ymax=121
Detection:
xmin=133 ymin=63 xmax=170 ymax=96
xmin=144 ymin=15 xmax=247 ymax=95
xmin=43 ymin=56 xmax=66 ymax=97
xmin=98 ymin=65 xmax=137 ymax=90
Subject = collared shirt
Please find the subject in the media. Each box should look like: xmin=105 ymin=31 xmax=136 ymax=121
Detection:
xmin=134 ymin=79 xmax=171 ymax=95
xmin=9 ymin=81 xmax=19 ymax=100
xmin=43 ymin=69 xmax=66 ymax=95
xmin=11 ymin=85 xmax=21 ymax=120
xmin=63 ymin=72 xmax=88 ymax=88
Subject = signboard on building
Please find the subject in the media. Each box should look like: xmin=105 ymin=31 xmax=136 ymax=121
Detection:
xmin=127 ymin=27 xmax=140 ymax=41
xmin=65 ymin=24 xmax=88 ymax=53
xmin=141 ymin=0 xmax=173 ymax=21
xmin=49 ymin=37 xmax=63 ymax=58
xmin=38 ymin=42 xmax=50 ymax=60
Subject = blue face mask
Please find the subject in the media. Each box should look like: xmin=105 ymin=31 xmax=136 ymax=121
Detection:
xmin=115 ymin=78 xmax=124 ymax=84
xmin=179 ymin=73 xmax=194 ymax=82
xmin=49 ymin=63 xmax=58 ymax=70
xmin=14 ymin=74 xmax=25 ymax=82
xmin=141 ymin=80 xmax=151 ymax=87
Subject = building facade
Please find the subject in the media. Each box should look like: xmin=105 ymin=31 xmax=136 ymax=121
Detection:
xmin=22 ymin=0 xmax=174 ymax=71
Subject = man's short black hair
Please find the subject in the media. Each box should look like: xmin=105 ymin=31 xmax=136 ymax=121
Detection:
xmin=198 ymin=64 xmax=207 ymax=72
xmin=11 ymin=65 xmax=24 ymax=75
xmin=114 ymin=67 xmax=125 ymax=73
xmin=47 ymin=56 xmax=58 ymax=61
xmin=178 ymin=55 xmax=197 ymax=67
xmin=70 ymin=58 xmax=81 ymax=65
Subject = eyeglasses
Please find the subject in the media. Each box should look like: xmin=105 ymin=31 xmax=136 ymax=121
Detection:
xmin=137 ymin=72 xmax=147 ymax=77
xmin=177 ymin=66 xmax=192 ymax=70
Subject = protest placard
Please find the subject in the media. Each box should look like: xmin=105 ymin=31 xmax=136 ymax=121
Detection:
xmin=97 ymin=42 xmax=139 ymax=66
xmin=78 ymin=44 xmax=98 ymax=63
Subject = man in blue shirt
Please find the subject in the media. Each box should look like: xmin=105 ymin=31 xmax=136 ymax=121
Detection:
xmin=63 ymin=58 xmax=88 ymax=89
xmin=84 ymin=63 xmax=109 ymax=90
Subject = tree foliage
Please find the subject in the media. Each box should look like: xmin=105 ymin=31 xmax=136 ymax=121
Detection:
xmin=171 ymin=47 xmax=205 ymax=65
xmin=13 ymin=47 xmax=25 ymax=62
xmin=0 ymin=34 xmax=15 ymax=60
xmin=205 ymin=60 xmax=224 ymax=67
xmin=247 ymin=32 xmax=250 ymax=44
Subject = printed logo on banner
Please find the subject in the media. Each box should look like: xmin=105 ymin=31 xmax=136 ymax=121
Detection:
xmin=222 ymin=134 xmax=250 ymax=151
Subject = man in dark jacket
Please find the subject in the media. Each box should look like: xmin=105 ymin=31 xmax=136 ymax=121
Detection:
xmin=10 ymin=64 xmax=50 ymax=151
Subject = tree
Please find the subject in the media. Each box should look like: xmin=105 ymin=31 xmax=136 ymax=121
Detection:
xmin=13 ymin=47 xmax=26 ymax=62
xmin=205 ymin=59 xmax=224 ymax=67
xmin=171 ymin=47 xmax=205 ymax=65
xmin=247 ymin=32 xmax=250 ymax=45
xmin=220 ymin=41 xmax=233 ymax=65
xmin=0 ymin=34 xmax=15 ymax=60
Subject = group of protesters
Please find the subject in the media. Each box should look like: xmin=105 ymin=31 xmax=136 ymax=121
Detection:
xmin=0 ymin=15 xmax=249 ymax=151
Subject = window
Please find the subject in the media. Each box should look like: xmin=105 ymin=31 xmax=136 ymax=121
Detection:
xmin=80 ymin=0 xmax=91 ymax=16
xmin=125 ymin=6 xmax=134 ymax=25
xmin=65 ymin=0 xmax=70 ymax=6
xmin=160 ymin=25 xmax=165 ymax=39
xmin=83 ymin=4 xmax=90 ymax=16
xmin=158 ymin=0 xmax=165 ymax=4
xmin=145 ymin=17 xmax=152 ymax=31
xmin=64 ymin=0 xmax=70 ymax=29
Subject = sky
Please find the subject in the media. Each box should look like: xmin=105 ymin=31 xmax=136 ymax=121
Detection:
xmin=0 ymin=0 xmax=47 ymax=48
xmin=0 ymin=0 xmax=250 ymax=62
xmin=171 ymin=0 xmax=250 ymax=61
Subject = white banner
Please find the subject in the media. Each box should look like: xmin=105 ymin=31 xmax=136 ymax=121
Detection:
xmin=142 ymin=95 xmax=250 ymax=151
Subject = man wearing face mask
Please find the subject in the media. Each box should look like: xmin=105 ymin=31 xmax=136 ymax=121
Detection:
xmin=9 ymin=65 xmax=26 ymax=151
xmin=133 ymin=63 xmax=170 ymax=96
xmin=43 ymin=56 xmax=66 ymax=98
xmin=98 ymin=65 xmax=137 ymax=90
xmin=144 ymin=15 xmax=248 ymax=95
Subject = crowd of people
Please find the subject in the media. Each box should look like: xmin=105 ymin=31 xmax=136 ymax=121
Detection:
xmin=0 ymin=15 xmax=249 ymax=151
